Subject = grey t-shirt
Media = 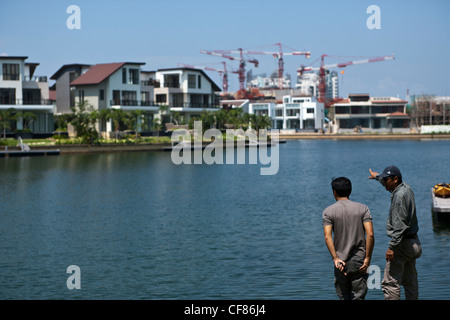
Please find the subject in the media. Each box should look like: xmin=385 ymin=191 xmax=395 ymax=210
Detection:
xmin=323 ymin=199 xmax=372 ymax=261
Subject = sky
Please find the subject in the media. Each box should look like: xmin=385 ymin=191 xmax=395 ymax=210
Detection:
xmin=1 ymin=0 xmax=449 ymax=99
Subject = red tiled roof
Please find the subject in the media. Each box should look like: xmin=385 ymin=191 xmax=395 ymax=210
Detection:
xmin=372 ymin=99 xmax=407 ymax=104
xmin=388 ymin=111 xmax=409 ymax=117
xmin=70 ymin=62 xmax=125 ymax=86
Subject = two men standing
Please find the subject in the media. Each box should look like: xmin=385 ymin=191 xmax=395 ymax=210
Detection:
xmin=323 ymin=166 xmax=422 ymax=300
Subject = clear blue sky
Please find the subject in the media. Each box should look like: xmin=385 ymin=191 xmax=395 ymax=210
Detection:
xmin=1 ymin=0 xmax=449 ymax=99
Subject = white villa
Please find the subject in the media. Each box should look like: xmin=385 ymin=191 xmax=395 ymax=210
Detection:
xmin=0 ymin=56 xmax=54 ymax=134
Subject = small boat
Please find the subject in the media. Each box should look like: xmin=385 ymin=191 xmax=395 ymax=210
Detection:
xmin=433 ymin=183 xmax=450 ymax=198
xmin=432 ymin=183 xmax=450 ymax=214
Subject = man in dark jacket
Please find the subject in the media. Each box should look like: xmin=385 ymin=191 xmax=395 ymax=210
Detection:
xmin=369 ymin=166 xmax=422 ymax=300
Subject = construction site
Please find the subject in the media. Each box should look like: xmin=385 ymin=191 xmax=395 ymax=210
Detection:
xmin=180 ymin=43 xmax=396 ymax=108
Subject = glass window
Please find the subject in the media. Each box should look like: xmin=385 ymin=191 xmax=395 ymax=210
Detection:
xmin=2 ymin=63 xmax=20 ymax=81
xmin=129 ymin=69 xmax=139 ymax=85
xmin=188 ymin=74 xmax=196 ymax=89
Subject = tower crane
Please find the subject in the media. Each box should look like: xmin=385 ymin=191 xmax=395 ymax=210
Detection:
xmin=229 ymin=43 xmax=311 ymax=89
xmin=297 ymin=54 xmax=395 ymax=108
xmin=200 ymin=48 xmax=259 ymax=92
xmin=177 ymin=62 xmax=237 ymax=94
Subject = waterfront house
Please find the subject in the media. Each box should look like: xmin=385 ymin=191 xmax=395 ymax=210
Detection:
xmin=154 ymin=67 xmax=221 ymax=123
xmin=70 ymin=62 xmax=159 ymax=133
xmin=247 ymin=95 xmax=325 ymax=131
xmin=50 ymin=63 xmax=91 ymax=114
xmin=0 ymin=56 xmax=54 ymax=135
xmin=330 ymin=94 xmax=409 ymax=133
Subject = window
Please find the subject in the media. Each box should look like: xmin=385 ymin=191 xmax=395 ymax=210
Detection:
xmin=188 ymin=74 xmax=196 ymax=89
xmin=2 ymin=63 xmax=20 ymax=81
xmin=23 ymin=89 xmax=41 ymax=105
xmin=99 ymin=89 xmax=104 ymax=101
xmin=275 ymin=109 xmax=283 ymax=117
xmin=0 ymin=88 xmax=16 ymax=104
xmin=129 ymin=69 xmax=139 ymax=85
xmin=141 ymin=91 xmax=149 ymax=102
xmin=307 ymin=108 xmax=314 ymax=114
xmin=198 ymin=75 xmax=201 ymax=89
xmin=122 ymin=68 xmax=127 ymax=84
xmin=121 ymin=91 xmax=137 ymax=105
xmin=156 ymin=94 xmax=167 ymax=103
xmin=78 ymin=90 xmax=84 ymax=102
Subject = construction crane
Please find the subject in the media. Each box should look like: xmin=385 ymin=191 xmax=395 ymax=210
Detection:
xmin=200 ymin=48 xmax=259 ymax=92
xmin=231 ymin=43 xmax=311 ymax=89
xmin=177 ymin=62 xmax=237 ymax=94
xmin=297 ymin=54 xmax=395 ymax=108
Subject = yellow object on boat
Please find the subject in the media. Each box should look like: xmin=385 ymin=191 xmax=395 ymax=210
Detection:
xmin=433 ymin=183 xmax=450 ymax=198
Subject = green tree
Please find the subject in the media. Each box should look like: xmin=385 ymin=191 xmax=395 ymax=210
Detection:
xmin=16 ymin=111 xmax=38 ymax=131
xmin=0 ymin=108 xmax=16 ymax=139
xmin=200 ymin=110 xmax=216 ymax=133
xmin=69 ymin=101 xmax=99 ymax=144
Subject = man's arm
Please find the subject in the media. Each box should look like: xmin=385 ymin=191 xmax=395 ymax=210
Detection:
xmin=323 ymin=225 xmax=346 ymax=274
xmin=360 ymin=221 xmax=374 ymax=273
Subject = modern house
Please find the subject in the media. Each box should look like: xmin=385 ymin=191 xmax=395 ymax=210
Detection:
xmin=247 ymin=95 xmax=324 ymax=131
xmin=70 ymin=62 xmax=159 ymax=133
xmin=50 ymin=63 xmax=91 ymax=114
xmin=57 ymin=64 xmax=223 ymax=134
xmin=154 ymin=67 xmax=221 ymax=122
xmin=0 ymin=56 xmax=54 ymax=135
xmin=330 ymin=94 xmax=409 ymax=132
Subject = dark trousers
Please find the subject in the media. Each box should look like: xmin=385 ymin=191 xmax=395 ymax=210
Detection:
xmin=334 ymin=260 xmax=368 ymax=300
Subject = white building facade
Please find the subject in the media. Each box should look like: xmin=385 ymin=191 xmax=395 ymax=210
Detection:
xmin=248 ymin=95 xmax=325 ymax=131
xmin=0 ymin=56 xmax=54 ymax=134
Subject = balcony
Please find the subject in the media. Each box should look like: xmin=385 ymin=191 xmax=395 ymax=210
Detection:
xmin=23 ymin=76 xmax=48 ymax=82
xmin=0 ymin=99 xmax=53 ymax=106
xmin=164 ymin=82 xmax=180 ymax=88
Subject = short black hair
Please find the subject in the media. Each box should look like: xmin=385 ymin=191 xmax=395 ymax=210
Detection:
xmin=331 ymin=177 xmax=352 ymax=197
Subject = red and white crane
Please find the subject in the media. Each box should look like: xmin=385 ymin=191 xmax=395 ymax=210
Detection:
xmin=297 ymin=54 xmax=395 ymax=108
xmin=200 ymin=48 xmax=259 ymax=92
xmin=204 ymin=44 xmax=311 ymax=90
xmin=177 ymin=62 xmax=237 ymax=94
xmin=232 ymin=43 xmax=311 ymax=89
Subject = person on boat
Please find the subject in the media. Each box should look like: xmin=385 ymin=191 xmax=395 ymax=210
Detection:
xmin=323 ymin=177 xmax=374 ymax=300
xmin=369 ymin=165 xmax=422 ymax=300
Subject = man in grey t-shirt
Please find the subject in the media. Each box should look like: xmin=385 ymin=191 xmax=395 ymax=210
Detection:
xmin=323 ymin=177 xmax=374 ymax=300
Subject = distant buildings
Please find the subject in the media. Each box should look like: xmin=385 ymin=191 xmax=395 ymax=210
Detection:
xmin=296 ymin=70 xmax=339 ymax=100
xmin=221 ymin=94 xmax=325 ymax=131
xmin=410 ymin=95 xmax=450 ymax=127
xmin=0 ymin=56 xmax=54 ymax=134
xmin=330 ymin=94 xmax=409 ymax=133
xmin=2 ymin=54 xmax=432 ymax=137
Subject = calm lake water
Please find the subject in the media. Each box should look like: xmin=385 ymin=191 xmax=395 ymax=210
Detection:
xmin=1 ymin=139 xmax=450 ymax=300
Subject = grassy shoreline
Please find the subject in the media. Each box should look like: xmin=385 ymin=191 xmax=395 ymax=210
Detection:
xmin=2 ymin=133 xmax=449 ymax=155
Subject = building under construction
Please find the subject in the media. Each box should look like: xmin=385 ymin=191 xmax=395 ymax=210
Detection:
xmin=410 ymin=95 xmax=450 ymax=127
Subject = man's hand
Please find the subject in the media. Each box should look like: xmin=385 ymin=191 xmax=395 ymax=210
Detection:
xmin=359 ymin=257 xmax=371 ymax=273
xmin=386 ymin=248 xmax=394 ymax=261
xmin=369 ymin=168 xmax=379 ymax=179
xmin=334 ymin=258 xmax=347 ymax=275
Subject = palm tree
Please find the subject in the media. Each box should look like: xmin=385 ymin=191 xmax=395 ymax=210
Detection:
xmin=0 ymin=108 xmax=16 ymax=139
xmin=16 ymin=111 xmax=37 ymax=131
xmin=109 ymin=108 xmax=126 ymax=141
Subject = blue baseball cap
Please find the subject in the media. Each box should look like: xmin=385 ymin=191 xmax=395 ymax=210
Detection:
xmin=377 ymin=165 xmax=402 ymax=180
